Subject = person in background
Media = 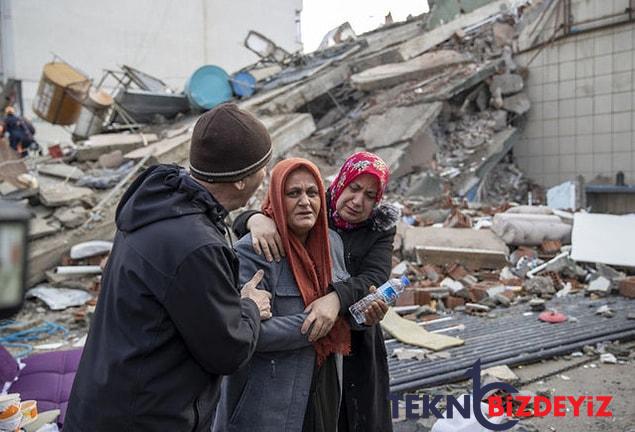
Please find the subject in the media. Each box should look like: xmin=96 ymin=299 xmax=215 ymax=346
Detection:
xmin=3 ymin=106 xmax=38 ymax=157
xmin=65 ymin=104 xmax=273 ymax=432
xmin=233 ymin=151 xmax=399 ymax=431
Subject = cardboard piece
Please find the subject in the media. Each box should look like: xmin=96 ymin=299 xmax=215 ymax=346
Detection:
xmin=381 ymin=308 xmax=464 ymax=351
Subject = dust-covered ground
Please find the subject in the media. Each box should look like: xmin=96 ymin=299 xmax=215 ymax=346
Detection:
xmin=393 ymin=342 xmax=635 ymax=432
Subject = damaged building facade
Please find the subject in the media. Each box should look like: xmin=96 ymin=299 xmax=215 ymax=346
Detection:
xmin=515 ymin=0 xmax=635 ymax=187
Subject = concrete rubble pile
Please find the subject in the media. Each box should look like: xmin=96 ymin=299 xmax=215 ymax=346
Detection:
xmin=2 ymin=4 xmax=633 ymax=421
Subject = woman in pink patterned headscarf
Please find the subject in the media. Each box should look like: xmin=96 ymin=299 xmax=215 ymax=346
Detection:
xmin=327 ymin=151 xmax=391 ymax=230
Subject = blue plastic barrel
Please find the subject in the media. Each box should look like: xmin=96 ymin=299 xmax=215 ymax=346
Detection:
xmin=185 ymin=65 xmax=233 ymax=111
xmin=230 ymin=71 xmax=257 ymax=98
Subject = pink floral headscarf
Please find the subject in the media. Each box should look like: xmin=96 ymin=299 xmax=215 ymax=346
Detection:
xmin=327 ymin=151 xmax=390 ymax=230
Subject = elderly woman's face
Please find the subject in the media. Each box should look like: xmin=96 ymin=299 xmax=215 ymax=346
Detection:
xmin=335 ymin=174 xmax=378 ymax=224
xmin=285 ymin=168 xmax=321 ymax=240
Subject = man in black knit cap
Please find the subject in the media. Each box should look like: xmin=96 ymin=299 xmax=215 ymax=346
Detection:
xmin=65 ymin=104 xmax=273 ymax=432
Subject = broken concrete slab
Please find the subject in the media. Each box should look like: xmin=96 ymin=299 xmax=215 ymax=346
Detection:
xmin=361 ymin=19 xmax=424 ymax=56
xmin=359 ymin=102 xmax=442 ymax=150
xmin=53 ymin=206 xmax=89 ymax=228
xmin=571 ymin=213 xmax=635 ymax=267
xmin=588 ymin=276 xmax=612 ymax=294
xmin=481 ymin=364 xmax=518 ymax=383
xmin=400 ymin=226 xmax=509 ymax=256
xmin=490 ymin=73 xmax=524 ymax=96
xmin=416 ymin=247 xmax=509 ymax=270
xmin=260 ymin=113 xmax=317 ymax=159
xmin=38 ymin=163 xmax=85 ymax=181
xmin=493 ymin=22 xmax=515 ymax=47
xmin=381 ymin=308 xmax=464 ymax=351
xmin=524 ymin=276 xmax=556 ymax=296
xmin=406 ymin=172 xmax=444 ymax=198
xmin=256 ymin=64 xmax=350 ymax=114
xmin=351 ymin=50 xmax=471 ymax=91
xmin=398 ymin=0 xmax=516 ymax=61
xmin=76 ymin=133 xmax=158 ymax=161
xmin=124 ymin=134 xmax=190 ymax=165
xmin=491 ymin=110 xmax=508 ymax=131
xmin=98 ymin=150 xmax=125 ymax=169
xmin=0 ymin=181 xmax=19 ymax=196
xmin=0 ymin=139 xmax=29 ymax=188
xmin=38 ymin=180 xmax=94 ymax=208
xmin=457 ymin=127 xmax=520 ymax=196
xmin=28 ymin=217 xmax=61 ymax=240
xmin=502 ymin=92 xmax=530 ymax=115
xmin=419 ymin=60 xmax=503 ymax=102
xmin=28 ymin=202 xmax=117 ymax=286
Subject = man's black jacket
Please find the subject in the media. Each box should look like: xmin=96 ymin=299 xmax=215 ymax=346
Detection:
xmin=64 ymin=164 xmax=260 ymax=432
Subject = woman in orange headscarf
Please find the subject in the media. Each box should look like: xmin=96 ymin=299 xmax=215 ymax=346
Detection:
xmin=213 ymin=158 xmax=351 ymax=432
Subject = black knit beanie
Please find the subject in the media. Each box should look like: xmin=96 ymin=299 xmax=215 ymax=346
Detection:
xmin=189 ymin=103 xmax=272 ymax=182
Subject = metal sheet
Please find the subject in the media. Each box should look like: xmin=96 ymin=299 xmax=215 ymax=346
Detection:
xmin=387 ymin=296 xmax=635 ymax=392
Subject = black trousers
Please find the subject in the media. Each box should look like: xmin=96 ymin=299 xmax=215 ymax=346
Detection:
xmin=303 ymin=355 xmax=339 ymax=432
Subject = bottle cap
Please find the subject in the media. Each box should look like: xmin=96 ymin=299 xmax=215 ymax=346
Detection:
xmin=400 ymin=275 xmax=410 ymax=286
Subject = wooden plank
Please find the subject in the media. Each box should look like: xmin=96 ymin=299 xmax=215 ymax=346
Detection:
xmin=416 ymin=246 xmax=509 ymax=269
xmin=381 ymin=308 xmax=464 ymax=351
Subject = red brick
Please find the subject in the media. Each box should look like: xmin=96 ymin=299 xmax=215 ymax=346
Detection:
xmin=619 ymin=277 xmax=635 ymax=299
xmin=469 ymin=287 xmax=488 ymax=302
xmin=445 ymin=296 xmax=466 ymax=309
xmin=414 ymin=288 xmax=432 ymax=305
xmin=395 ymin=288 xmax=416 ymax=307
xmin=447 ymin=263 xmax=470 ymax=281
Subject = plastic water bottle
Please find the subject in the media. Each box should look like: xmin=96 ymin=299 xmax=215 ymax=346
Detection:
xmin=349 ymin=276 xmax=410 ymax=324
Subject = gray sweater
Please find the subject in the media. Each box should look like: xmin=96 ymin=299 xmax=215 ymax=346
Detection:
xmin=212 ymin=229 xmax=350 ymax=432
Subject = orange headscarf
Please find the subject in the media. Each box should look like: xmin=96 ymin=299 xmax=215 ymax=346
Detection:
xmin=261 ymin=158 xmax=351 ymax=366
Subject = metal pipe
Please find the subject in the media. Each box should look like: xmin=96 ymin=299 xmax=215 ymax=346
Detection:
xmin=388 ymin=319 xmax=635 ymax=378
xmin=55 ymin=265 xmax=102 ymax=275
xmin=389 ymin=318 xmax=635 ymax=373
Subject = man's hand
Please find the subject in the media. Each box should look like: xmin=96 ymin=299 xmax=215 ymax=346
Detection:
xmin=247 ymin=214 xmax=285 ymax=263
xmin=240 ymin=270 xmax=272 ymax=320
xmin=363 ymin=286 xmax=389 ymax=326
xmin=301 ymin=292 xmax=340 ymax=342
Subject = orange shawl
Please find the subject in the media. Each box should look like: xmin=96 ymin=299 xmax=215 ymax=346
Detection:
xmin=261 ymin=158 xmax=351 ymax=366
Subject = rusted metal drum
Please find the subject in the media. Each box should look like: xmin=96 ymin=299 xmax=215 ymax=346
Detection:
xmin=32 ymin=62 xmax=90 ymax=125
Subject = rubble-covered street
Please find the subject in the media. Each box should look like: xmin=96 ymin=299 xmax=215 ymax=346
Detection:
xmin=1 ymin=0 xmax=634 ymax=430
